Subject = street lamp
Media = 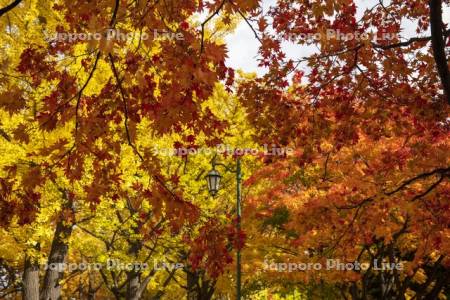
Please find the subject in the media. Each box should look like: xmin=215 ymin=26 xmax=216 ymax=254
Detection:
xmin=205 ymin=155 xmax=242 ymax=300
xmin=205 ymin=168 xmax=221 ymax=196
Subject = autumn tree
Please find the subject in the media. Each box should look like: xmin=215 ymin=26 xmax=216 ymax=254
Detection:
xmin=0 ymin=0 xmax=257 ymax=299
xmin=2 ymin=0 xmax=449 ymax=299
xmin=235 ymin=0 xmax=450 ymax=299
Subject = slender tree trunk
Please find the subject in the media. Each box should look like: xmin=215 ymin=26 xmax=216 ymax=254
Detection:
xmin=186 ymin=270 xmax=215 ymax=300
xmin=429 ymin=0 xmax=450 ymax=104
xmin=126 ymin=271 xmax=141 ymax=300
xmin=124 ymin=215 xmax=148 ymax=300
xmin=87 ymin=272 xmax=97 ymax=300
xmin=22 ymin=257 xmax=39 ymax=300
xmin=40 ymin=219 xmax=73 ymax=300
xmin=187 ymin=270 xmax=198 ymax=300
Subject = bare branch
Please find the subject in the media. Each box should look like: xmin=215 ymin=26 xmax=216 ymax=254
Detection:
xmin=200 ymin=0 xmax=227 ymax=54
xmin=385 ymin=167 xmax=449 ymax=195
xmin=0 ymin=0 xmax=22 ymax=18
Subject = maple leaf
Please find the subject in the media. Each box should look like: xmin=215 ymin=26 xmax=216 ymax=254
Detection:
xmin=12 ymin=124 xmax=30 ymax=143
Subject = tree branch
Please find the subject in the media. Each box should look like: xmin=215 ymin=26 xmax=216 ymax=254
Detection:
xmin=385 ymin=167 xmax=449 ymax=195
xmin=199 ymin=0 xmax=227 ymax=54
xmin=0 ymin=0 xmax=21 ymax=18
xmin=371 ymin=30 xmax=450 ymax=50
xmin=110 ymin=0 xmax=120 ymax=27
xmin=0 ymin=128 xmax=11 ymax=142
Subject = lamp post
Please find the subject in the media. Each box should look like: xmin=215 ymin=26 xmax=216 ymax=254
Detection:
xmin=205 ymin=156 xmax=242 ymax=300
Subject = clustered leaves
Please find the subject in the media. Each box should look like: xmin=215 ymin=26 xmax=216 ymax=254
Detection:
xmin=0 ymin=0 xmax=449 ymax=299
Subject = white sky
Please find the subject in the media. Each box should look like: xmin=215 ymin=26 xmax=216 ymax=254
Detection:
xmin=224 ymin=0 xmax=450 ymax=76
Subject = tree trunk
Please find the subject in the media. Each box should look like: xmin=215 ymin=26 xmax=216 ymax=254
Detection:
xmin=124 ymin=217 xmax=146 ymax=300
xmin=187 ymin=270 xmax=198 ymax=300
xmin=429 ymin=0 xmax=450 ymax=104
xmin=22 ymin=257 xmax=39 ymax=300
xmin=126 ymin=271 xmax=141 ymax=300
xmin=186 ymin=270 xmax=215 ymax=300
xmin=87 ymin=271 xmax=98 ymax=300
xmin=40 ymin=219 xmax=73 ymax=300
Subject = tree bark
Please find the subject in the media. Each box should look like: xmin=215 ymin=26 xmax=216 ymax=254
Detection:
xmin=22 ymin=257 xmax=39 ymax=300
xmin=40 ymin=219 xmax=73 ymax=300
xmin=126 ymin=271 xmax=141 ymax=300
